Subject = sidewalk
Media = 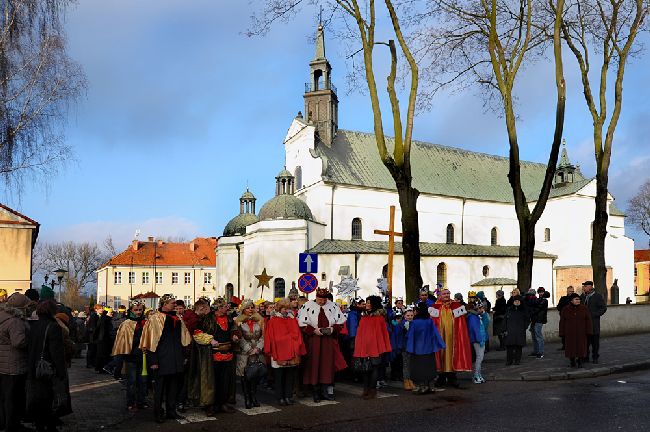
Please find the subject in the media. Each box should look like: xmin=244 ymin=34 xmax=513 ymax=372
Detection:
xmin=481 ymin=332 xmax=650 ymax=381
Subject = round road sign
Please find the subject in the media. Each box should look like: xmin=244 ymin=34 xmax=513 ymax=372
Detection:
xmin=298 ymin=273 xmax=318 ymax=294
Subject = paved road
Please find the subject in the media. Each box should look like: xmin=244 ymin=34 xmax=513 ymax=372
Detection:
xmin=83 ymin=370 xmax=649 ymax=432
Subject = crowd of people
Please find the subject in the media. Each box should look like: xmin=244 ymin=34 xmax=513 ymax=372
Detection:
xmin=0 ymin=279 xmax=609 ymax=429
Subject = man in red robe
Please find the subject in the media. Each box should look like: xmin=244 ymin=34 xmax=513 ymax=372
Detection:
xmin=430 ymin=289 xmax=472 ymax=388
xmin=298 ymin=288 xmax=346 ymax=402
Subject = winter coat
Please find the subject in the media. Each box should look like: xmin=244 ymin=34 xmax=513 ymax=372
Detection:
xmin=581 ymin=292 xmax=607 ymax=334
xmin=559 ymin=303 xmax=592 ymax=358
xmin=27 ymin=316 xmax=66 ymax=380
xmin=234 ymin=313 xmax=264 ymax=377
xmin=405 ymin=315 xmax=446 ymax=355
xmin=0 ymin=304 xmax=29 ymax=374
xmin=353 ymin=310 xmax=392 ymax=359
xmin=145 ymin=312 xmax=188 ymax=376
xmin=468 ymin=311 xmax=490 ymax=347
xmin=532 ymin=296 xmax=549 ymax=324
xmin=492 ymin=297 xmax=507 ymax=336
xmin=556 ymin=295 xmax=571 ymax=314
xmin=264 ymin=312 xmax=306 ymax=366
xmin=504 ymin=305 xmax=527 ymax=347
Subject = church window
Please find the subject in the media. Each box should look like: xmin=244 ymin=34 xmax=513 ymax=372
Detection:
xmin=313 ymin=69 xmax=323 ymax=91
xmin=352 ymin=218 xmax=362 ymax=240
xmin=225 ymin=284 xmax=234 ymax=299
xmin=382 ymin=264 xmax=388 ymax=279
xmin=483 ymin=265 xmax=490 ymax=277
xmin=295 ymin=166 xmax=303 ymax=190
xmin=274 ymin=278 xmax=286 ymax=298
xmin=446 ymin=224 xmax=455 ymax=244
xmin=544 ymin=228 xmax=551 ymax=242
xmin=491 ymin=227 xmax=498 ymax=246
xmin=437 ymin=262 xmax=447 ymax=289
xmin=321 ymin=272 xmax=327 ymax=281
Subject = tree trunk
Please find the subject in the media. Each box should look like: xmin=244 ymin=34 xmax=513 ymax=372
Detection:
xmin=591 ymin=170 xmax=609 ymax=303
xmin=395 ymin=174 xmax=422 ymax=304
xmin=516 ymin=219 xmax=535 ymax=294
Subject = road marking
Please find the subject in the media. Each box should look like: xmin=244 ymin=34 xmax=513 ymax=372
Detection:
xmin=236 ymin=405 xmax=282 ymax=416
xmin=334 ymin=383 xmax=397 ymax=398
xmin=296 ymin=397 xmax=339 ymax=407
xmin=69 ymin=379 xmax=120 ymax=393
xmin=177 ymin=412 xmax=217 ymax=425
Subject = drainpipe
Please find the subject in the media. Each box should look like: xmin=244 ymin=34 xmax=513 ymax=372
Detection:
xmin=236 ymin=243 xmax=241 ymax=298
xmin=330 ymin=184 xmax=336 ymax=240
xmin=354 ymin=253 xmax=360 ymax=278
xmin=461 ymin=198 xmax=466 ymax=245
xmin=551 ymin=257 xmax=556 ymax=306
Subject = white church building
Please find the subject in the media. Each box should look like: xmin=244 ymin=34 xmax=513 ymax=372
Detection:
xmin=216 ymin=25 xmax=634 ymax=305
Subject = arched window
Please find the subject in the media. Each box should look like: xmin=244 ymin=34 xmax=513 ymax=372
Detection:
xmin=482 ymin=265 xmax=490 ymax=277
xmin=382 ymin=264 xmax=388 ymax=279
xmin=544 ymin=228 xmax=551 ymax=242
xmin=491 ymin=227 xmax=498 ymax=246
xmin=294 ymin=166 xmax=303 ymax=190
xmin=274 ymin=278 xmax=286 ymax=299
xmin=437 ymin=262 xmax=447 ymax=289
xmin=351 ymin=218 xmax=362 ymax=240
xmin=446 ymin=224 xmax=455 ymax=244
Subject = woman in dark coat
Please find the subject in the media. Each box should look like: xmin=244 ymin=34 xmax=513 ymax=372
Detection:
xmin=492 ymin=290 xmax=507 ymax=350
xmin=26 ymin=300 xmax=68 ymax=432
xmin=559 ymin=293 xmax=593 ymax=368
xmin=504 ymin=295 xmax=527 ymax=366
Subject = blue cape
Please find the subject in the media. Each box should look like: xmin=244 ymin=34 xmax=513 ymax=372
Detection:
xmin=405 ymin=318 xmax=446 ymax=355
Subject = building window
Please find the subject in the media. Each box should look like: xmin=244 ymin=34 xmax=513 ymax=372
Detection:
xmin=544 ymin=228 xmax=551 ymax=242
xmin=128 ymin=271 xmax=135 ymax=284
xmin=114 ymin=271 xmax=122 ymax=284
xmin=634 ymin=267 xmax=638 ymax=276
xmin=142 ymin=272 xmax=149 ymax=284
xmin=483 ymin=265 xmax=490 ymax=277
xmin=183 ymin=295 xmax=191 ymax=306
xmin=295 ymin=166 xmax=303 ymax=190
xmin=491 ymin=227 xmax=498 ymax=246
xmin=225 ymin=284 xmax=234 ymax=299
xmin=274 ymin=278 xmax=286 ymax=298
xmin=184 ymin=272 xmax=191 ymax=284
xmin=446 ymin=224 xmax=455 ymax=244
xmin=204 ymin=273 xmax=212 ymax=284
xmin=352 ymin=218 xmax=362 ymax=240
xmin=155 ymin=272 xmax=163 ymax=284
xmin=172 ymin=272 xmax=179 ymax=284
xmin=114 ymin=296 xmax=121 ymax=309
xmin=437 ymin=262 xmax=447 ymax=288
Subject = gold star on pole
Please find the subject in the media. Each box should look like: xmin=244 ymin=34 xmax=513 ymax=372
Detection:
xmin=255 ymin=268 xmax=273 ymax=289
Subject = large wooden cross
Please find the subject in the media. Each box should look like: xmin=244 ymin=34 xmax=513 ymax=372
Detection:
xmin=374 ymin=205 xmax=402 ymax=301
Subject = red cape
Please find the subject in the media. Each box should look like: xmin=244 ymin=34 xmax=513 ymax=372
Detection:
xmin=353 ymin=314 xmax=392 ymax=358
xmin=264 ymin=315 xmax=307 ymax=362
xmin=432 ymin=301 xmax=472 ymax=372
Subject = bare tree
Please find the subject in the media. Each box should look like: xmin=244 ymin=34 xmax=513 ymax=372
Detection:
xmin=35 ymin=241 xmax=104 ymax=301
xmin=103 ymin=235 xmax=117 ymax=258
xmin=0 ymin=0 xmax=85 ymax=195
xmin=249 ymin=0 xmax=424 ymax=301
xmin=628 ymin=179 xmax=650 ymax=238
xmin=559 ymin=0 xmax=648 ymax=301
xmin=411 ymin=0 xmax=566 ymax=294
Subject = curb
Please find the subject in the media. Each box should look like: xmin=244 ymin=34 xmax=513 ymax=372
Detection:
xmin=487 ymin=360 xmax=650 ymax=382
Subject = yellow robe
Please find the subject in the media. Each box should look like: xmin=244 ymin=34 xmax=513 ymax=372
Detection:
xmin=438 ymin=306 xmax=455 ymax=373
xmin=112 ymin=319 xmax=137 ymax=356
xmin=139 ymin=311 xmax=191 ymax=353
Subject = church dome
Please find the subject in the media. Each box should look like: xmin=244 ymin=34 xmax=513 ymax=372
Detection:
xmin=223 ymin=213 xmax=259 ymax=236
xmin=259 ymin=194 xmax=314 ymax=221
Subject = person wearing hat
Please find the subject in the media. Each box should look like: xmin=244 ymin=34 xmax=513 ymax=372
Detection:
xmin=453 ymin=293 xmax=466 ymax=306
xmin=555 ymin=286 xmax=575 ymax=351
xmin=492 ymin=290 xmax=507 ymax=351
xmin=288 ymin=286 xmax=300 ymax=316
xmin=467 ymin=300 xmax=490 ymax=384
xmin=528 ymin=287 xmax=549 ymax=359
xmin=0 ymin=293 xmax=31 ymax=431
xmin=405 ymin=302 xmax=446 ymax=394
xmin=0 ymin=289 xmax=7 ymax=303
xmin=559 ymin=293 xmax=593 ymax=368
xmin=430 ymin=289 xmax=472 ymax=388
xmin=298 ymin=288 xmax=347 ymax=402
xmin=140 ymin=294 xmax=192 ymax=423
xmin=394 ymin=297 xmax=406 ymax=314
xmin=579 ymin=281 xmax=607 ymax=363
xmin=233 ymin=299 xmax=265 ymax=409
xmin=388 ymin=309 xmax=405 ymax=382
xmin=92 ymin=303 xmax=114 ymax=374
xmin=504 ymin=295 xmax=527 ymax=365
xmin=418 ymin=287 xmax=434 ymax=307
xmin=111 ymin=300 xmax=148 ymax=411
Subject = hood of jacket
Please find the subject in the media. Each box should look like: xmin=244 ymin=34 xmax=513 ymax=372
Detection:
xmin=0 ymin=303 xmax=25 ymax=324
xmin=235 ymin=311 xmax=263 ymax=325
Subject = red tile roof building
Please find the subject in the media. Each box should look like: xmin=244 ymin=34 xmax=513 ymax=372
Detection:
xmin=97 ymin=237 xmax=217 ymax=308
xmin=635 ymin=250 xmax=650 ymax=301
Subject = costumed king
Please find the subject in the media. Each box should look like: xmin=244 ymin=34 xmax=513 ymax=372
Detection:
xmin=430 ymin=288 xmax=472 ymax=388
xmin=298 ymin=288 xmax=347 ymax=402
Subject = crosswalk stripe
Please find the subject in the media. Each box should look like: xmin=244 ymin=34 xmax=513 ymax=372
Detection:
xmin=296 ymin=397 xmax=339 ymax=407
xmin=177 ymin=412 xmax=217 ymax=424
xmin=236 ymin=405 xmax=282 ymax=416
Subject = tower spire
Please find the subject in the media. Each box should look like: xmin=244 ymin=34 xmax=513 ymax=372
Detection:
xmin=558 ymin=138 xmax=573 ymax=169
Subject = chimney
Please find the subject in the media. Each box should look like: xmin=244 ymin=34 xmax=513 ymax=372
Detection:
xmin=147 ymin=236 xmax=154 ymax=242
xmin=189 ymin=242 xmax=196 ymax=252
xmin=132 ymin=240 xmax=139 ymax=251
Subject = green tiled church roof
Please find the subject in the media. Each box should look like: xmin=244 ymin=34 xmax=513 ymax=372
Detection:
xmin=308 ymin=239 xmax=556 ymax=259
xmin=318 ymin=130 xmax=590 ymax=203
xmin=471 ymin=278 xmax=518 ymax=287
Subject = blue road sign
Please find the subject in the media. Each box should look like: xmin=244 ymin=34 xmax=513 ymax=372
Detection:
xmin=298 ymin=273 xmax=318 ymax=294
xmin=299 ymin=253 xmax=318 ymax=274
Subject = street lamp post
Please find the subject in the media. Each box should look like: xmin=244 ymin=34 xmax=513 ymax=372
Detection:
xmin=52 ymin=269 xmax=67 ymax=303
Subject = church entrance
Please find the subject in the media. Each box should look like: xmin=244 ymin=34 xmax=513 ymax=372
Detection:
xmin=437 ymin=262 xmax=447 ymax=289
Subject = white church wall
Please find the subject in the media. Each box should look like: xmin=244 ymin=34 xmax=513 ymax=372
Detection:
xmin=606 ymin=234 xmax=635 ymax=303
xmin=284 ymin=121 xmax=322 ymax=190
xmin=216 ymin=240 xmax=242 ymax=297
xmin=462 ymin=201 xmax=519 ymax=246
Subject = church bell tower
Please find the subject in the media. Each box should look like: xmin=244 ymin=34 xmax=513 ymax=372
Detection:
xmin=304 ymin=23 xmax=338 ymax=147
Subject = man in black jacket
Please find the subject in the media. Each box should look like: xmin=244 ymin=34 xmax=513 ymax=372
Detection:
xmin=556 ymin=286 xmax=575 ymax=350
xmin=580 ymin=281 xmax=607 ymax=363
xmin=529 ymin=287 xmax=548 ymax=359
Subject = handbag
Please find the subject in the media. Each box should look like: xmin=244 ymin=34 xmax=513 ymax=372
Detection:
xmin=244 ymin=354 xmax=267 ymax=383
xmin=35 ymin=324 xmax=55 ymax=379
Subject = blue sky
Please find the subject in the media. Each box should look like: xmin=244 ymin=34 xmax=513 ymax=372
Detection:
xmin=9 ymin=0 xmax=650 ymax=250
